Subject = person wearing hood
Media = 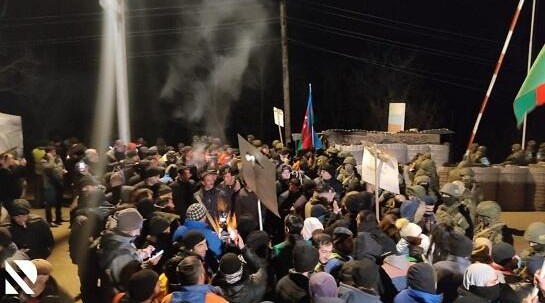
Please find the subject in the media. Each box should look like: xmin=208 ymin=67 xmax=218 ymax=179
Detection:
xmin=394 ymin=262 xmax=443 ymax=303
xmin=308 ymin=272 xmax=344 ymax=303
xmin=454 ymin=263 xmax=501 ymax=303
xmin=433 ymin=233 xmax=473 ymax=303
xmin=356 ymin=210 xmax=396 ymax=256
xmin=338 ymin=259 xmax=383 ymax=303
xmin=211 ymin=234 xmax=267 ymax=303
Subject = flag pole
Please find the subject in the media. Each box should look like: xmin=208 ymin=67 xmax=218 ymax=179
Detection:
xmin=465 ymin=0 xmax=526 ymax=156
xmin=522 ymin=0 xmax=536 ymax=149
xmin=309 ymin=83 xmax=314 ymax=148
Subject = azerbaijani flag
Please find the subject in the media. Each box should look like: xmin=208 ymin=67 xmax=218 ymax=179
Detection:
xmin=514 ymin=44 xmax=545 ymax=126
xmin=298 ymin=84 xmax=323 ymax=150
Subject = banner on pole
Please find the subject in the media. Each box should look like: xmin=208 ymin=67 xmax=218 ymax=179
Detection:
xmin=361 ymin=145 xmax=400 ymax=194
xmin=273 ymin=107 xmax=284 ymax=127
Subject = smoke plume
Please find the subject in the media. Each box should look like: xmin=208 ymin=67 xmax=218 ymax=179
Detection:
xmin=160 ymin=0 xmax=271 ymax=142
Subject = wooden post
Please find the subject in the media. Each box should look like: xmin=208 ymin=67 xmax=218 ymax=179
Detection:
xmin=280 ymin=0 xmax=291 ymax=143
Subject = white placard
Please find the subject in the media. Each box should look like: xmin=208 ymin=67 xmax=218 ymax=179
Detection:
xmin=273 ymin=107 xmax=284 ymax=127
xmin=361 ymin=145 xmax=400 ymax=194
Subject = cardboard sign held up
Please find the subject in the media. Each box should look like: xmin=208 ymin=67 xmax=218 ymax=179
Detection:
xmin=238 ymin=134 xmax=280 ymax=217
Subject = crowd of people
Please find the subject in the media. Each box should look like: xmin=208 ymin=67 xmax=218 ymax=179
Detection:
xmin=0 ymin=134 xmax=544 ymax=303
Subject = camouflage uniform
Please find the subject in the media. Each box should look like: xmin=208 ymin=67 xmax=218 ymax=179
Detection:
xmin=502 ymin=143 xmax=527 ymax=166
xmin=337 ymin=157 xmax=361 ymax=188
xmin=519 ymin=222 xmax=545 ymax=260
xmin=436 ymin=182 xmax=472 ymax=237
xmin=473 ymin=200 xmax=506 ymax=244
xmin=414 ymin=158 xmax=439 ymax=192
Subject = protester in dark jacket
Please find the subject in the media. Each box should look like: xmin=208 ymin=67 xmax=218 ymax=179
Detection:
xmin=338 ymin=259 xmax=383 ymax=303
xmin=276 ymin=245 xmax=319 ymax=303
xmin=3 ymin=199 xmax=54 ymax=260
xmin=273 ymin=214 xmax=308 ymax=280
xmin=212 ymin=235 xmax=267 ymax=303
xmin=394 ymin=263 xmax=443 ymax=303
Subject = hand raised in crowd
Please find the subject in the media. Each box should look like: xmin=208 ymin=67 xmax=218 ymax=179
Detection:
xmin=524 ymin=270 xmax=545 ymax=303
xmin=234 ymin=232 xmax=245 ymax=250
xmin=332 ymin=200 xmax=341 ymax=215
xmin=139 ymin=245 xmax=155 ymax=260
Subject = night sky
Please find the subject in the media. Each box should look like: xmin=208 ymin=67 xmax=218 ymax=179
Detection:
xmin=0 ymin=0 xmax=544 ymax=163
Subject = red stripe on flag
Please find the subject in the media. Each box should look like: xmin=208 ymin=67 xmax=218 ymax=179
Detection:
xmin=537 ymin=83 xmax=545 ymax=106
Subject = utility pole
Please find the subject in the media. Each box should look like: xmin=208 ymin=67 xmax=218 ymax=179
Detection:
xmin=280 ymin=0 xmax=291 ymax=143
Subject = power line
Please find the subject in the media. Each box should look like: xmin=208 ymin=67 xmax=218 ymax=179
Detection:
xmin=0 ymin=18 xmax=279 ymax=47
xmin=2 ymin=2 xmax=276 ymax=28
xmin=291 ymin=0 xmax=502 ymax=45
xmin=288 ymin=17 xmax=495 ymax=66
xmin=3 ymin=0 xmax=266 ymax=22
xmin=288 ymin=38 xmax=489 ymax=92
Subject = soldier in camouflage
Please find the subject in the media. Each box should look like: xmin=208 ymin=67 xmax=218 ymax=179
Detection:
xmin=337 ymin=156 xmax=361 ymax=189
xmin=435 ymin=182 xmax=473 ymax=238
xmin=473 ymin=200 xmax=512 ymax=245
xmin=520 ymin=221 xmax=545 ymax=259
xmin=502 ymin=143 xmax=527 ymax=166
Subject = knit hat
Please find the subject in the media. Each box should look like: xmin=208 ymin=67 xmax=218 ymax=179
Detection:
xmin=219 ymin=253 xmax=244 ymax=284
xmin=7 ymin=199 xmax=31 ymax=216
xmin=246 ymin=230 xmax=270 ymax=251
xmin=0 ymin=227 xmax=11 ymax=247
xmin=407 ymin=263 xmax=436 ymax=294
xmin=136 ymin=198 xmax=156 ymax=219
xmin=182 ymin=230 xmax=205 ymax=249
xmin=148 ymin=216 xmax=170 ymax=236
xmin=116 ymin=208 xmax=144 ymax=231
xmin=406 ymin=185 xmax=426 ymax=199
xmin=186 ymin=203 xmax=207 ymax=221
xmin=341 ymin=259 xmax=379 ymax=289
xmin=448 ymin=233 xmax=473 ymax=257
xmin=491 ymin=242 xmax=516 ymax=266
xmin=293 ymin=245 xmax=319 ymax=273
xmin=395 ymin=218 xmax=422 ymax=238
xmin=319 ymin=163 xmax=336 ymax=178
xmin=32 ymin=259 xmax=53 ymax=276
xmin=128 ymin=269 xmax=159 ymax=301
xmin=309 ymin=272 xmax=338 ymax=298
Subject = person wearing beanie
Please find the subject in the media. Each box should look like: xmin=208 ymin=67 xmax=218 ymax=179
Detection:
xmin=309 ymin=272 xmax=344 ymax=303
xmin=134 ymin=166 xmax=163 ymax=199
xmin=394 ymin=218 xmax=430 ymax=260
xmin=394 ymin=263 xmax=443 ymax=303
xmin=433 ymin=232 xmax=473 ymax=303
xmin=172 ymin=203 xmax=222 ymax=258
xmin=161 ymin=255 xmax=227 ymax=303
xmin=315 ymin=163 xmax=343 ymax=199
xmin=490 ymin=242 xmax=522 ymax=284
xmin=8 ymin=258 xmax=73 ymax=303
xmin=338 ymin=259 xmax=382 ymax=303
xmin=454 ymin=263 xmax=501 ymax=303
xmin=211 ymin=234 xmax=267 ymax=303
xmin=98 ymin=208 xmax=162 ymax=297
xmin=276 ymin=244 xmax=320 ymax=303
xmin=5 ymin=199 xmax=55 ymax=260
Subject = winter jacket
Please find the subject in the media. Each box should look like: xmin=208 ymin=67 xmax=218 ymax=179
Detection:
xmin=433 ymin=256 xmax=471 ymax=303
xmin=98 ymin=229 xmax=141 ymax=284
xmin=275 ymin=271 xmax=310 ymax=303
xmin=211 ymin=247 xmax=267 ymax=303
xmin=337 ymin=283 xmax=382 ymax=303
xmin=393 ymin=287 xmax=443 ymax=303
xmin=172 ymin=219 xmax=223 ymax=257
xmin=272 ymin=235 xmax=309 ymax=279
xmin=453 ymin=286 xmax=499 ymax=303
xmin=161 ymin=284 xmax=227 ymax=303
xmin=313 ymin=297 xmax=345 ymax=303
xmin=4 ymin=215 xmax=54 ymax=260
